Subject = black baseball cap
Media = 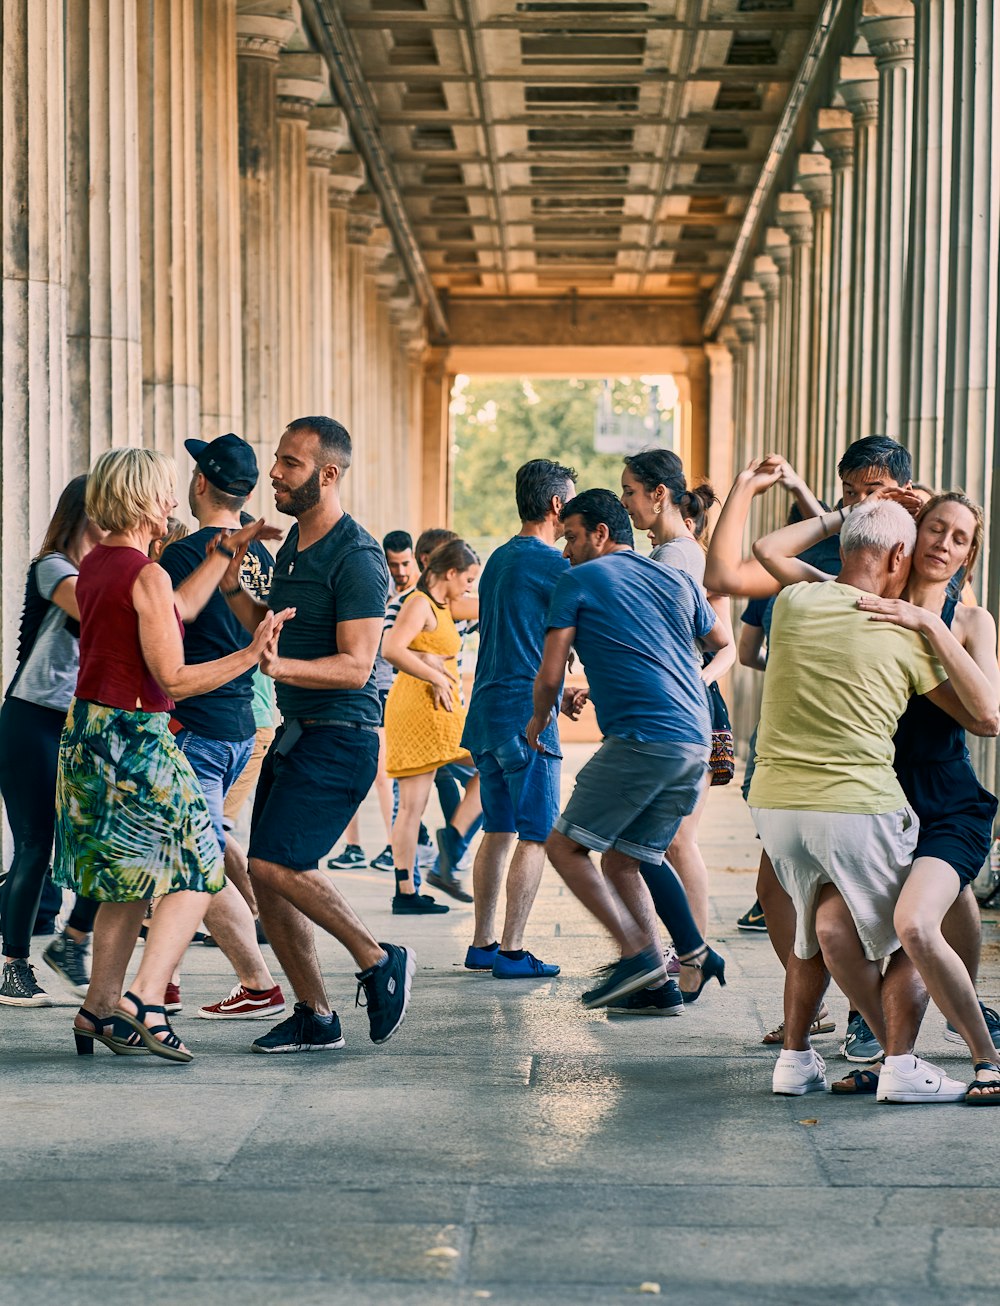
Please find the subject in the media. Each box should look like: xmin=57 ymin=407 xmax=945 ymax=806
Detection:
xmin=184 ymin=433 xmax=258 ymax=496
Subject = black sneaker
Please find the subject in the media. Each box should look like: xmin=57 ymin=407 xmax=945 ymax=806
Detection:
xmin=607 ymin=980 xmax=684 ymax=1017
xmin=250 ymin=1001 xmax=346 ymax=1054
xmin=356 ymin=942 xmax=415 ymax=1044
xmin=736 ymin=899 xmax=768 ymax=933
xmin=425 ymin=869 xmax=473 ymax=903
xmin=392 ymin=892 xmax=449 ymax=915
xmin=255 ymin=918 xmax=269 ymax=947
xmin=42 ymin=931 xmax=91 ymax=995
xmin=0 ymin=959 xmax=51 ymax=1007
xmin=370 ymin=845 xmax=395 ymax=872
xmin=327 ymin=844 xmax=366 ymax=870
xmin=581 ymin=947 xmax=666 ymax=1010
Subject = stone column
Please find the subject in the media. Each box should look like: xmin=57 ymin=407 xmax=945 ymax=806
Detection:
xmin=743 ymin=279 xmax=770 ymax=542
xmin=1 ymin=0 xmax=69 ymax=679
xmin=328 ymin=151 xmax=365 ymax=440
xmin=860 ymin=2 xmax=916 ymax=440
xmin=403 ymin=326 xmax=426 ymax=530
xmin=421 ymin=346 xmax=452 ymax=529
xmin=838 ymin=56 xmax=880 ymax=444
xmin=816 ymin=107 xmax=855 ymax=502
xmin=274 ymin=52 xmax=325 ymax=424
xmin=66 ymin=0 xmax=143 ymax=464
xmin=137 ymin=0 xmax=200 ymax=468
xmin=302 ymin=107 xmax=348 ymax=415
xmin=196 ymin=0 xmax=243 ymax=437
xmin=901 ymin=0 xmax=954 ymax=485
xmin=731 ymin=305 xmax=758 ymax=475
xmin=764 ymin=230 xmax=792 ymax=470
xmin=775 ymin=193 xmax=814 ymax=480
xmin=347 ymin=194 xmax=380 ymax=521
xmin=795 ymin=154 xmax=833 ymax=496
xmin=705 ymin=342 xmax=735 ymax=496
xmin=236 ymin=2 xmax=295 ymax=484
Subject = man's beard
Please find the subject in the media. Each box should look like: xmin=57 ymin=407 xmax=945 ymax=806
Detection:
xmin=276 ymin=468 xmax=322 ymax=517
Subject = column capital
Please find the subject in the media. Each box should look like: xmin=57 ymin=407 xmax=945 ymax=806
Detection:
xmin=347 ymin=192 xmax=381 ymax=244
xmin=236 ymin=2 xmax=297 ymax=60
xmin=764 ymin=228 xmax=791 ymax=275
xmin=775 ymin=192 xmax=814 ymax=246
xmin=328 ymin=152 xmax=366 ymax=205
xmin=307 ymin=107 xmax=349 ymax=169
xmin=717 ymin=323 xmax=742 ymax=357
xmin=751 ymin=256 xmax=780 ymax=302
xmin=859 ymin=1 xmax=915 ymax=69
xmin=795 ymin=152 xmax=833 ymax=210
xmin=733 ymin=299 xmax=759 ymax=339
xmin=837 ymin=56 xmax=880 ymax=124
xmin=276 ymin=52 xmax=326 ymax=119
xmin=815 ymin=107 xmax=855 ymax=170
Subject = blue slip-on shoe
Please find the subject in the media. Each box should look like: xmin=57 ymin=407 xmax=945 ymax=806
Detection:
xmin=944 ymin=1003 xmax=1000 ymax=1050
xmin=465 ymin=942 xmax=499 ymax=971
xmin=492 ymin=950 xmax=560 ymax=979
xmin=840 ymin=1013 xmax=884 ymax=1063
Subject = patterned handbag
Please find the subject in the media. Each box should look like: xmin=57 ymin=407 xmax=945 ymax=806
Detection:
xmin=706 ymin=678 xmax=735 ymax=787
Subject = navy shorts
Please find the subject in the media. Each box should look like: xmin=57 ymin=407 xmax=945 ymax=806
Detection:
xmin=473 ymin=734 xmax=561 ymax=844
xmin=249 ymin=722 xmax=379 ymax=871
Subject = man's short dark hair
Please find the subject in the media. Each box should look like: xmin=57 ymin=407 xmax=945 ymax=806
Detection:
xmin=383 ymin=530 xmax=413 ymax=555
xmin=838 ymin=435 xmax=912 ymax=486
xmin=285 ymin=415 xmax=353 ymax=471
xmin=205 ymin=483 xmax=247 ymax=513
xmin=560 ymin=488 xmax=633 ymax=546
xmin=515 ymin=458 xmax=578 ymax=523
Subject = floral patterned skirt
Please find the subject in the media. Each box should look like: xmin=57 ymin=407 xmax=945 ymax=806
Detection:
xmin=54 ymin=699 xmax=224 ymax=903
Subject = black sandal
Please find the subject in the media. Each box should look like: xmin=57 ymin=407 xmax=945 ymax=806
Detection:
xmin=966 ymin=1061 xmax=1000 ymax=1105
xmin=114 ymin=990 xmax=193 ymax=1063
xmin=678 ymin=945 xmax=727 ymax=1004
xmin=831 ymin=1066 xmax=881 ymax=1095
xmin=73 ymin=1007 xmax=148 ymax=1057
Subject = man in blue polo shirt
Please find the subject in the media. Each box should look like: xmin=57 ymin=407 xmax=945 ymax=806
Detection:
xmin=461 ymin=459 xmax=580 ymax=978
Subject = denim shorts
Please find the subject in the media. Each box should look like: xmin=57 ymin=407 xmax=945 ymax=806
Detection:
xmin=555 ymin=735 xmax=709 ymax=864
xmin=473 ymin=734 xmax=561 ymax=844
xmin=249 ymin=722 xmax=379 ymax=871
xmin=176 ymin=729 xmax=255 ymax=854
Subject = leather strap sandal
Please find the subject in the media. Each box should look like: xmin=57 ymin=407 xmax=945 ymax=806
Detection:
xmin=114 ymin=990 xmax=193 ymax=1064
xmin=73 ymin=1007 xmax=148 ymax=1057
xmin=966 ymin=1061 xmax=1000 ymax=1105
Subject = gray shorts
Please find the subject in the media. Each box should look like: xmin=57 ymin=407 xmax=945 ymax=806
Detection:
xmin=555 ymin=735 xmax=709 ymax=864
xmin=750 ymin=805 xmax=920 ymax=961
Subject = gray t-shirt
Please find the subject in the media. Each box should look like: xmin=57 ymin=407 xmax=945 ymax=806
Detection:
xmin=650 ymin=535 xmax=706 ymax=585
xmin=10 ymin=553 xmax=79 ymax=712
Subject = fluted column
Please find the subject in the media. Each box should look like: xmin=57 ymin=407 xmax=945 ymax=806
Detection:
xmin=816 ymin=107 xmax=855 ymax=502
xmin=705 ymin=342 xmax=735 ymax=496
xmin=838 ymin=56 xmax=880 ymax=444
xmin=1 ymin=0 xmax=69 ymax=679
xmin=775 ymin=194 xmax=813 ymax=479
xmin=744 ymin=279 xmax=769 ymax=542
xmin=303 ymin=107 xmax=347 ymax=414
xmin=347 ymin=194 xmax=379 ymax=521
xmin=764 ymin=228 xmax=792 ymax=473
xmin=66 ymin=0 xmax=143 ymax=463
xmin=328 ymin=151 xmax=365 ymax=442
xmin=275 ymin=52 xmax=325 ymax=424
xmin=795 ymin=153 xmax=833 ymax=496
xmin=196 ymin=0 xmax=243 ymax=437
xmin=236 ymin=2 xmax=295 ymax=479
xmin=731 ymin=307 xmax=757 ymax=477
xmin=137 ymin=0 xmax=200 ymax=468
xmin=861 ymin=2 xmax=916 ymax=440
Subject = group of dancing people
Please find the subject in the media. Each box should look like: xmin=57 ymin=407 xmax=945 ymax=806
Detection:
xmin=0 ymin=415 xmax=997 ymax=1104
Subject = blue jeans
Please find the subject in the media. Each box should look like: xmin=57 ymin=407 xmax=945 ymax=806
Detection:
xmin=176 ymin=729 xmax=255 ymax=854
xmin=474 ymin=734 xmax=561 ymax=844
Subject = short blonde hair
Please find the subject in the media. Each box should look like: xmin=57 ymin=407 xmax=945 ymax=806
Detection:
xmin=86 ymin=448 xmax=176 ymax=534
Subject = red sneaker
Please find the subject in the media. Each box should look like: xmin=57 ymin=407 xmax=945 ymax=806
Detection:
xmin=196 ymin=983 xmax=286 ymax=1020
xmin=164 ymin=982 xmax=182 ymax=1014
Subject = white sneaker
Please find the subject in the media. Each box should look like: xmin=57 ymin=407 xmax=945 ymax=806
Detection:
xmin=772 ymin=1050 xmax=828 ymax=1096
xmin=876 ymin=1056 xmax=967 ymax=1104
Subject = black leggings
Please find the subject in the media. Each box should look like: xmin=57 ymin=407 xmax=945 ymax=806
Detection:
xmin=639 ymin=857 xmax=704 ymax=958
xmin=0 ymin=697 xmax=97 ymax=958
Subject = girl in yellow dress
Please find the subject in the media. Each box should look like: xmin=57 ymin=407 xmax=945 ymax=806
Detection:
xmin=383 ymin=539 xmax=479 ymax=914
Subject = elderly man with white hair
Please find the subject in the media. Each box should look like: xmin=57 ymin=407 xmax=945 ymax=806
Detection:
xmin=749 ymin=497 xmax=986 ymax=1103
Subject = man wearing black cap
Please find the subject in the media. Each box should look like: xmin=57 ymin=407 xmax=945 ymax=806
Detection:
xmin=157 ymin=433 xmax=286 ymax=1021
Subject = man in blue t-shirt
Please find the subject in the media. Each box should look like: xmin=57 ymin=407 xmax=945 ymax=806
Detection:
xmin=160 ymin=434 xmax=285 ymax=1022
xmin=461 ymin=459 xmax=581 ymax=980
xmin=529 ymin=489 xmax=732 ymax=1011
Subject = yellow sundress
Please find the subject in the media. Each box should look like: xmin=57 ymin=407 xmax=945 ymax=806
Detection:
xmin=385 ymin=591 xmax=472 ymax=778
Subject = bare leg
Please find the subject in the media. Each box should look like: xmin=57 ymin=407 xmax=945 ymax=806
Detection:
xmin=782 ymin=952 xmax=831 ymax=1051
xmin=224 ymin=833 xmax=258 ymax=916
xmin=343 ymin=812 xmax=362 ymax=847
xmin=758 ymin=850 xmax=795 ymax=968
xmin=942 ymin=884 xmax=982 ymax=982
xmin=373 ymin=727 xmax=394 ymax=843
xmin=666 ymin=780 xmax=710 ymax=936
xmin=499 ymin=841 xmax=547 ymax=952
xmin=895 ymin=858 xmax=995 ymax=1061
xmin=545 ymin=830 xmax=642 ymax=954
xmin=881 ymin=950 xmax=929 ymax=1056
xmin=80 ymin=901 xmax=148 ymax=1017
xmin=814 ymin=885 xmax=887 ymax=1047
xmin=202 ymin=879 xmax=274 ymax=991
xmin=392 ymin=771 xmax=436 ymax=893
xmin=603 ymin=848 xmax=661 ymax=955
xmin=471 ymin=831 xmax=515 ymax=947
xmin=448 ymin=773 xmax=481 ymax=838
xmin=116 ymin=891 xmax=214 ymax=1051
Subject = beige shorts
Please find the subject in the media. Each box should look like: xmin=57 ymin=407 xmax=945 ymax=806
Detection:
xmin=222 ymin=726 xmax=276 ymax=826
xmin=750 ymin=805 xmax=920 ymax=961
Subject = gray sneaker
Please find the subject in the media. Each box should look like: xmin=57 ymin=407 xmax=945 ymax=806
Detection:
xmin=0 ymin=959 xmax=51 ymax=1007
xmin=43 ymin=931 xmax=91 ymax=996
xmin=840 ymin=1013 xmax=884 ymax=1063
xmin=944 ymin=1003 xmax=1000 ymax=1050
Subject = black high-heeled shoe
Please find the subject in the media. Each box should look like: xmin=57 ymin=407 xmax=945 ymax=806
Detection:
xmin=679 ymin=946 xmax=726 ymax=1004
xmin=73 ymin=1007 xmax=148 ymax=1056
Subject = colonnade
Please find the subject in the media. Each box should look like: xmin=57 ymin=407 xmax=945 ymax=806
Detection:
xmin=709 ymin=0 xmax=1000 ymax=781
xmin=0 ymin=0 xmax=428 ymax=683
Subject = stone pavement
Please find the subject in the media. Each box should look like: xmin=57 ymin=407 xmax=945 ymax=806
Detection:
xmin=2 ymin=744 xmax=1000 ymax=1306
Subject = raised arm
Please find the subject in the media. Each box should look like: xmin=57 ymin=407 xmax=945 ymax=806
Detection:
xmin=738 ymin=623 xmax=767 ymax=672
xmin=701 ymin=593 xmax=736 ymax=685
xmin=753 ymin=507 xmax=848 ymax=587
xmin=704 ymin=461 xmax=784 ymax=598
xmin=172 ymin=518 xmax=283 ymax=624
xmin=528 ymin=626 xmax=575 ymax=751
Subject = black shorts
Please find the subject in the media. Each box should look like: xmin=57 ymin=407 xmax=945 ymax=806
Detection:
xmin=249 ymin=722 xmax=379 ymax=871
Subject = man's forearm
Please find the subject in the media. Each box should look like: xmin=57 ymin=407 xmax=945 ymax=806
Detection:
xmin=532 ymin=678 xmax=560 ymax=724
xmin=268 ymin=653 xmax=372 ymax=692
xmin=224 ymin=589 xmax=269 ymax=634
